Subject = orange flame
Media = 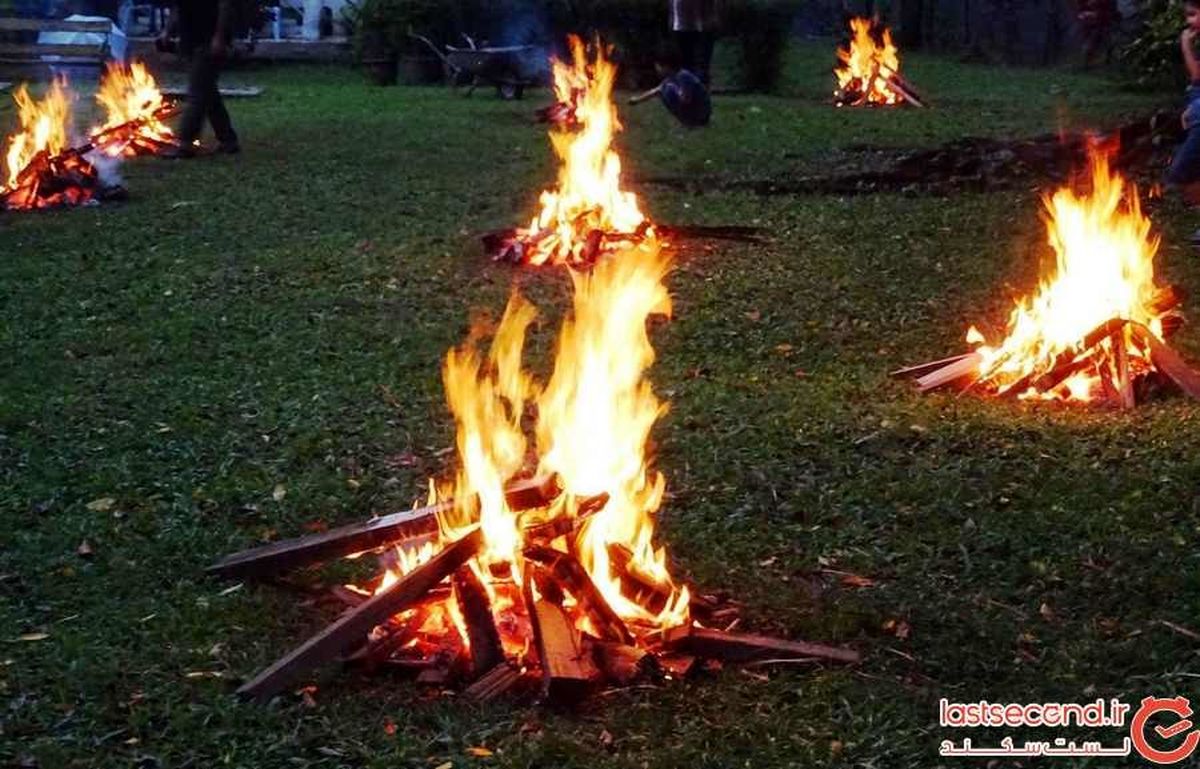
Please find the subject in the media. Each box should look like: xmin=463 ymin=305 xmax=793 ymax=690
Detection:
xmin=967 ymin=145 xmax=1165 ymax=401
xmin=834 ymin=17 xmax=902 ymax=106
xmin=516 ymin=35 xmax=650 ymax=266
xmin=3 ymin=79 xmax=72 ymax=190
xmin=92 ymin=61 xmax=175 ymax=157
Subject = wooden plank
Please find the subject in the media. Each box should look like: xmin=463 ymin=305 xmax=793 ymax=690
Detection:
xmin=890 ymin=353 xmax=973 ymax=380
xmin=452 ymin=564 xmax=504 ymax=677
xmin=462 ymin=662 xmax=524 ymax=703
xmin=1132 ymin=323 xmax=1200 ymax=400
xmin=207 ymin=474 xmax=557 ymax=580
xmin=662 ymin=626 xmax=860 ymax=665
xmin=593 ymin=641 xmax=654 ymax=685
xmin=916 ymin=352 xmax=983 ymax=392
xmin=524 ymin=544 xmax=633 ymax=645
xmin=525 ymin=574 xmax=600 ymax=704
xmin=236 ymin=527 xmax=481 ymax=703
xmin=0 ymin=18 xmax=112 ymax=33
xmin=0 ymin=43 xmax=108 ymax=59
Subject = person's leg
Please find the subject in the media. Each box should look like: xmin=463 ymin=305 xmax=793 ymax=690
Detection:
xmin=205 ymin=57 xmax=239 ymax=150
xmin=175 ymin=51 xmax=214 ymax=150
xmin=676 ymin=30 xmax=697 ymax=76
xmin=1166 ymin=127 xmax=1200 ymax=202
xmin=697 ymin=31 xmax=714 ymax=86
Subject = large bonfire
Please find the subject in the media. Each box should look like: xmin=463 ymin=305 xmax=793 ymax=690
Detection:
xmin=359 ymin=239 xmax=688 ymax=671
xmin=492 ymin=35 xmax=652 ymax=267
xmin=1 ymin=78 xmax=100 ymax=211
xmin=897 ymin=144 xmax=1200 ymax=405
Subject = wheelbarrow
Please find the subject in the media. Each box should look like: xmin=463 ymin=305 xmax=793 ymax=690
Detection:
xmin=410 ymin=33 xmax=541 ymax=100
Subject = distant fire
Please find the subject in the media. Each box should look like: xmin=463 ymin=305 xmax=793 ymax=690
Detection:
xmin=898 ymin=144 xmax=1199 ymax=406
xmin=834 ymin=17 xmax=904 ymax=107
xmin=494 ymin=36 xmax=652 ymax=267
xmin=91 ymin=61 xmax=176 ymax=157
xmin=1 ymin=78 xmax=101 ymax=211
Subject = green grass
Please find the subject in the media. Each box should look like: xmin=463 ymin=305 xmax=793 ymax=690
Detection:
xmin=2 ymin=41 xmax=1198 ymax=768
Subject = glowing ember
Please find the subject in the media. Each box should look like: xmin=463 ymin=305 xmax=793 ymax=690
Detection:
xmin=506 ymin=35 xmax=651 ymax=267
xmin=1 ymin=78 xmax=100 ymax=211
xmin=834 ymin=17 xmax=903 ymax=106
xmin=91 ymin=61 xmax=176 ymax=157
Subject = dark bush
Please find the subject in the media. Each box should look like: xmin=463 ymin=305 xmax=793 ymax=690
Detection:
xmin=721 ymin=0 xmax=795 ymax=92
xmin=1121 ymin=0 xmax=1187 ymax=87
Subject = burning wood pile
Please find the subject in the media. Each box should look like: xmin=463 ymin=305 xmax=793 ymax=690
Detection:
xmin=1 ymin=62 xmax=175 ymax=212
xmin=486 ymin=36 xmax=654 ymax=267
xmin=211 ymin=241 xmax=858 ymax=704
xmin=894 ymin=145 xmax=1200 ymax=406
xmin=834 ymin=17 xmax=923 ymax=108
xmin=91 ymin=61 xmax=177 ymax=157
xmin=1 ymin=79 xmax=107 ymax=211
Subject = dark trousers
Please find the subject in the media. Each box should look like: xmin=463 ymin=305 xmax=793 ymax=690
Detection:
xmin=1167 ymin=86 xmax=1200 ymax=188
xmin=676 ymin=30 xmax=714 ymax=87
xmin=178 ymin=51 xmax=238 ymax=147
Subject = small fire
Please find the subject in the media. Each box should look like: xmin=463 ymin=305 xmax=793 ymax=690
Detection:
xmin=834 ymin=17 xmax=902 ymax=106
xmin=1 ymin=78 xmax=99 ymax=211
xmin=92 ymin=61 xmax=176 ymax=157
xmin=966 ymin=145 xmax=1166 ymax=401
xmin=511 ymin=35 xmax=650 ymax=267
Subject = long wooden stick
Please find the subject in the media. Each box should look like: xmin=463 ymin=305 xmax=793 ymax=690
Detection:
xmin=1131 ymin=323 xmax=1200 ymax=400
xmin=207 ymin=475 xmax=556 ymax=580
xmin=663 ymin=626 xmax=860 ymax=665
xmin=237 ymin=527 xmax=482 ymax=702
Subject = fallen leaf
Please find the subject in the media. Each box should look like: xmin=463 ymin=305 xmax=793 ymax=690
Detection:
xmin=1040 ymin=603 xmax=1056 ymax=622
xmin=383 ymin=719 xmax=396 ymax=736
xmin=774 ymin=343 xmax=793 ymax=353
xmin=840 ymin=573 xmax=875 ymax=588
xmin=758 ymin=556 xmax=777 ymax=567
xmin=86 ymin=497 xmax=115 ymax=512
xmin=433 ymin=763 xmax=453 ymax=769
xmin=272 ymin=484 xmax=286 ymax=502
xmin=599 ymin=729 xmax=614 ymax=749
xmin=16 ymin=633 xmax=48 ymax=642
xmin=76 ymin=540 xmax=94 ymax=558
xmin=466 ymin=746 xmax=493 ymax=757
xmin=744 ymin=309 xmax=761 ymax=322
xmin=303 ymin=520 xmax=327 ymax=533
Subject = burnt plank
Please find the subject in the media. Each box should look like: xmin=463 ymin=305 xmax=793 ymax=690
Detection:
xmin=524 ymin=544 xmax=633 ymax=645
xmin=1133 ymin=323 xmax=1200 ymax=400
xmin=208 ymin=475 xmax=556 ymax=580
xmin=453 ymin=564 xmax=504 ymax=677
xmin=237 ymin=527 xmax=482 ymax=702
xmin=463 ymin=662 xmax=525 ymax=703
xmin=916 ymin=352 xmax=984 ymax=392
xmin=526 ymin=576 xmax=600 ymax=703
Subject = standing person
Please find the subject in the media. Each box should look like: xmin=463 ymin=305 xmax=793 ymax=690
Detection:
xmin=1167 ymin=0 xmax=1200 ymax=205
xmin=158 ymin=0 xmax=240 ymax=157
xmin=671 ymin=0 xmax=717 ymax=87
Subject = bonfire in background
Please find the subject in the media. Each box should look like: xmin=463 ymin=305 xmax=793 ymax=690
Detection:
xmin=488 ymin=35 xmax=654 ymax=267
xmin=894 ymin=144 xmax=1200 ymax=406
xmin=1 ymin=78 xmax=103 ymax=211
xmin=91 ymin=60 xmax=177 ymax=157
xmin=834 ymin=17 xmax=923 ymax=107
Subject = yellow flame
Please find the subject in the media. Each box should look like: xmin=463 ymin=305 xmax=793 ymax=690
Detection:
xmin=519 ymin=35 xmax=648 ymax=266
xmin=834 ymin=18 xmax=901 ymax=106
xmin=441 ymin=296 xmax=538 ymax=567
xmin=92 ymin=61 xmax=173 ymax=156
xmin=967 ymin=146 xmax=1164 ymax=400
xmin=535 ymin=241 xmax=688 ymax=627
xmin=4 ymin=79 xmax=72 ymax=190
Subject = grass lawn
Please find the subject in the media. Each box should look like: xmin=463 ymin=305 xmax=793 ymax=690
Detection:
xmin=3 ymin=41 xmax=1200 ymax=768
